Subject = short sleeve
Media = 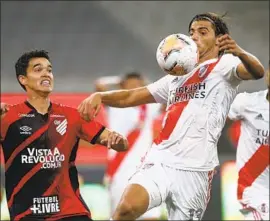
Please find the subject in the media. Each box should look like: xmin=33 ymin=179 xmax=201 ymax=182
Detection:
xmin=146 ymin=75 xmax=172 ymax=104
xmin=219 ymin=54 xmax=242 ymax=86
xmin=78 ymin=119 xmax=105 ymax=144
xmin=228 ymin=92 xmax=247 ymax=121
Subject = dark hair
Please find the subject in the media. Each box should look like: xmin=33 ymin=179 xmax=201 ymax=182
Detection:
xmin=15 ymin=50 xmax=50 ymax=90
xmin=122 ymin=71 xmax=143 ymax=82
xmin=188 ymin=12 xmax=229 ymax=36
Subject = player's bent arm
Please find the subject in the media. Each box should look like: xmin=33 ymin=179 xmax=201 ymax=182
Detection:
xmin=236 ymin=51 xmax=265 ymax=80
xmin=100 ymin=86 xmax=156 ymax=107
xmin=95 ymin=128 xmax=128 ymax=152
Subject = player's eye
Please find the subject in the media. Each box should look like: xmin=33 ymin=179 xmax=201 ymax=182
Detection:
xmin=34 ymin=67 xmax=42 ymax=72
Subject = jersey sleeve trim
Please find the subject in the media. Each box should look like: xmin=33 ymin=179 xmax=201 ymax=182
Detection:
xmin=90 ymin=126 xmax=106 ymax=144
xmin=233 ymin=65 xmax=243 ymax=81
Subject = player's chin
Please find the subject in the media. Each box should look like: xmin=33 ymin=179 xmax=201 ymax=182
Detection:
xmin=39 ymin=86 xmax=53 ymax=93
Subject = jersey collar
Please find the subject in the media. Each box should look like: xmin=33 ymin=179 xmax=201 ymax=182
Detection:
xmin=24 ymin=100 xmax=52 ymax=113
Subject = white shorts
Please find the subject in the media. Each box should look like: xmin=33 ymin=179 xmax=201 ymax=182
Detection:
xmin=240 ymin=202 xmax=269 ymax=220
xmin=109 ymin=177 xmax=162 ymax=219
xmin=128 ymin=162 xmax=214 ymax=220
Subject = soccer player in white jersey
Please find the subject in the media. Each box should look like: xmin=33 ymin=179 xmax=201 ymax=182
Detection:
xmin=78 ymin=12 xmax=265 ymax=220
xmin=94 ymin=72 xmax=162 ymax=220
xmin=228 ymin=65 xmax=269 ymax=220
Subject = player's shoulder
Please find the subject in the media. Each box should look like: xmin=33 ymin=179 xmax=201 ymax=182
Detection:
xmin=247 ymin=90 xmax=268 ymax=103
xmin=52 ymin=102 xmax=74 ymax=109
xmin=167 ymin=74 xmax=179 ymax=83
xmin=253 ymin=89 xmax=268 ymax=98
xmin=9 ymin=102 xmax=26 ymax=109
xmin=155 ymin=74 xmax=175 ymax=84
xmin=4 ymin=102 xmax=28 ymax=116
xmin=51 ymin=102 xmax=80 ymax=118
xmin=234 ymin=91 xmax=250 ymax=102
xmin=238 ymin=90 xmax=265 ymax=99
xmin=217 ymin=54 xmax=241 ymax=70
xmin=234 ymin=90 xmax=266 ymax=106
xmin=220 ymin=54 xmax=240 ymax=63
xmin=1 ymin=102 xmax=28 ymax=124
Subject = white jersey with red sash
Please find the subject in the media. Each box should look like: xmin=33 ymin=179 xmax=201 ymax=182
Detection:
xmin=229 ymin=90 xmax=269 ymax=218
xmin=145 ymin=54 xmax=242 ymax=171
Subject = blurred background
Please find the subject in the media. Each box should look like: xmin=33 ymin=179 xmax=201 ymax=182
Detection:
xmin=1 ymin=1 xmax=269 ymax=220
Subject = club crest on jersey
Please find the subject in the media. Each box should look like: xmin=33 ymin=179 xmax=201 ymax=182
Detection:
xmin=198 ymin=65 xmax=209 ymax=78
xmin=56 ymin=119 xmax=67 ymax=136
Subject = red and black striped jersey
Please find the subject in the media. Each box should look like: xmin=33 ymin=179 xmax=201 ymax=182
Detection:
xmin=1 ymin=101 xmax=105 ymax=221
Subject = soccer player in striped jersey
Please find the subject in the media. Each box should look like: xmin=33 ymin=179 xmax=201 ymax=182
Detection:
xmin=1 ymin=50 xmax=128 ymax=221
xmin=228 ymin=64 xmax=269 ymax=220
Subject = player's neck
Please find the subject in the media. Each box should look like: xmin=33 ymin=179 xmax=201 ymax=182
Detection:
xmin=26 ymin=91 xmax=51 ymax=114
xmin=198 ymin=49 xmax=219 ymax=65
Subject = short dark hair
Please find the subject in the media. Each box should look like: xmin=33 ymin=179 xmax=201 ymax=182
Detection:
xmin=121 ymin=71 xmax=143 ymax=82
xmin=188 ymin=12 xmax=229 ymax=36
xmin=15 ymin=50 xmax=50 ymax=90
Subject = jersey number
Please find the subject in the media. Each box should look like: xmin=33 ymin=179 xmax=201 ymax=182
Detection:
xmin=188 ymin=208 xmax=203 ymax=220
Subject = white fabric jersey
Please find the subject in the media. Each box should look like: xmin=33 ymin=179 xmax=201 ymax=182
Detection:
xmin=146 ymin=54 xmax=242 ymax=171
xmin=228 ymin=90 xmax=269 ymax=207
xmin=106 ymin=104 xmax=160 ymax=182
xmin=129 ymin=163 xmax=214 ymax=220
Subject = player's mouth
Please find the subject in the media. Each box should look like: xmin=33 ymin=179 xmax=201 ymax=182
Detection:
xmin=41 ymin=79 xmax=51 ymax=87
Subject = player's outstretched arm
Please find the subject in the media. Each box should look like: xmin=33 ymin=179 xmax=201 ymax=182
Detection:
xmin=218 ymin=34 xmax=265 ymax=80
xmin=96 ymin=128 xmax=128 ymax=152
xmin=78 ymin=86 xmax=156 ymax=121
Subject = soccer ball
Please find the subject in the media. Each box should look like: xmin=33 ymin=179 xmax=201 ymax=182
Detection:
xmin=156 ymin=33 xmax=198 ymax=76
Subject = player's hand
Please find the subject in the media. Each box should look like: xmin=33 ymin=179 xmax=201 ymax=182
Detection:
xmin=218 ymin=34 xmax=244 ymax=57
xmin=77 ymin=93 xmax=102 ymax=121
xmin=100 ymin=131 xmax=128 ymax=152
xmin=0 ymin=103 xmax=10 ymax=116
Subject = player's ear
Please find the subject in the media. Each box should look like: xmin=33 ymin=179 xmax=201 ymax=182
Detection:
xmin=215 ymin=34 xmax=223 ymax=46
xmin=18 ymin=75 xmax=27 ymax=87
